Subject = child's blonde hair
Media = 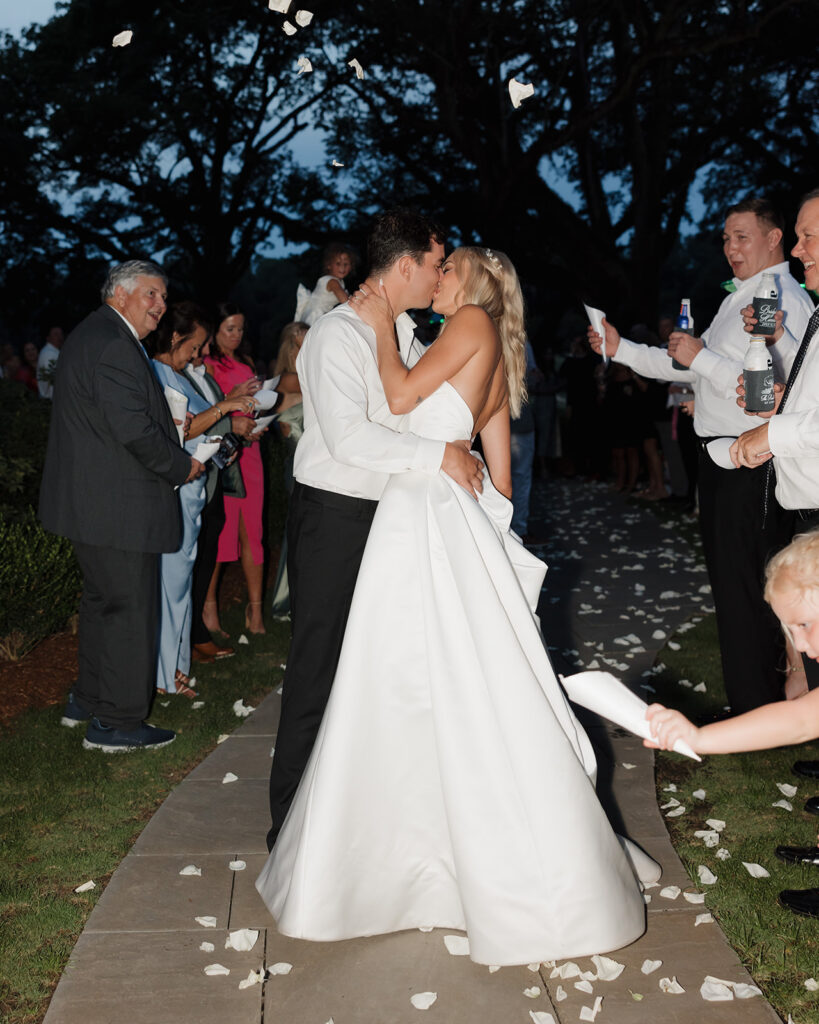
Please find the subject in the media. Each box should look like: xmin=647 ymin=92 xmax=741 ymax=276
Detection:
xmin=764 ymin=529 xmax=819 ymax=605
xmin=275 ymin=321 xmax=308 ymax=375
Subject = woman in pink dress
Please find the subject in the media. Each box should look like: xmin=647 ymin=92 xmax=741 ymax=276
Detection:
xmin=204 ymin=303 xmax=266 ymax=635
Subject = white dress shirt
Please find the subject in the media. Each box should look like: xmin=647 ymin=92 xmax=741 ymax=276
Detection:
xmin=767 ymin=317 xmax=819 ymax=509
xmin=614 ymin=263 xmax=812 ymax=438
xmin=294 ymin=305 xmax=446 ymax=500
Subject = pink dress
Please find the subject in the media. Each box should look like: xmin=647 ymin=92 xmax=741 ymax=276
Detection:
xmin=204 ymin=355 xmax=265 ymax=565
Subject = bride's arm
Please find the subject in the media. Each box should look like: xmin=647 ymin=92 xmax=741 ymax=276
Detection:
xmin=357 ymin=285 xmax=488 ymax=415
xmin=477 ymin=404 xmax=512 ymax=499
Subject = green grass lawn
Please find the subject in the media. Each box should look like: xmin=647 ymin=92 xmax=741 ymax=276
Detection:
xmin=0 ymin=606 xmax=290 ymax=1024
xmin=653 ymin=613 xmax=819 ymax=1023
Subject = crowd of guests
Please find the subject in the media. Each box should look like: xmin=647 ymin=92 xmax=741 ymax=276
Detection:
xmin=0 ymin=326 xmax=65 ymax=397
xmin=25 ymin=189 xmax=819 ymax=919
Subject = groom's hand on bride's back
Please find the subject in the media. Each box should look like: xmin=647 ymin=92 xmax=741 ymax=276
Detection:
xmin=442 ymin=440 xmax=484 ymax=498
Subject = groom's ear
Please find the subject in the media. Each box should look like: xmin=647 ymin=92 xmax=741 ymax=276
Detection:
xmin=396 ymin=254 xmax=415 ymax=282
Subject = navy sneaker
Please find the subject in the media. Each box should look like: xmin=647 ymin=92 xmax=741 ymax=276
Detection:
xmin=82 ymin=718 xmax=176 ymax=753
xmin=60 ymin=692 xmax=92 ymax=729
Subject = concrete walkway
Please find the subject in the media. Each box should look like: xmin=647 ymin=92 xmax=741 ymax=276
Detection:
xmin=43 ymin=479 xmax=781 ymax=1024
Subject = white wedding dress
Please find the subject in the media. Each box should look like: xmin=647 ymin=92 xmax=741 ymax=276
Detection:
xmin=256 ymin=381 xmax=656 ymax=965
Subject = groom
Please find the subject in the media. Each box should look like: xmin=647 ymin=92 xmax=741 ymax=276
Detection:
xmin=267 ymin=209 xmax=484 ymax=849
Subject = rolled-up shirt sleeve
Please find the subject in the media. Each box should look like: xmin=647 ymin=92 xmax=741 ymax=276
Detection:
xmin=768 ymin=408 xmax=819 ymax=458
xmin=615 ymin=338 xmax=696 ymax=383
xmin=304 ymin=328 xmax=445 ymax=476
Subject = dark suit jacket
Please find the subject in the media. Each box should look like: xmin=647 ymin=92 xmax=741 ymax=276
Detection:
xmin=39 ymin=304 xmax=192 ymax=553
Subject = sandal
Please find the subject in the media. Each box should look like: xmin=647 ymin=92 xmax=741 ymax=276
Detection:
xmin=174 ymin=670 xmax=199 ymax=699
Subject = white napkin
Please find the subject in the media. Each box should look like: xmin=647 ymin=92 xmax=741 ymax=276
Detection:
xmin=561 ymin=670 xmax=701 ymax=760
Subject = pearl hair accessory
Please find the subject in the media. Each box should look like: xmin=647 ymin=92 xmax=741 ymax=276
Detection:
xmin=484 ymin=249 xmax=502 ymax=271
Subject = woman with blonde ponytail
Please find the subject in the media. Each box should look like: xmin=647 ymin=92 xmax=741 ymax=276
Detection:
xmin=258 ymin=242 xmax=653 ymax=967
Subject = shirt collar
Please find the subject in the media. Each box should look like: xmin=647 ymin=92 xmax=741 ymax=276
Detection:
xmin=109 ymin=305 xmax=141 ymax=341
xmin=731 ymin=260 xmax=790 ymax=292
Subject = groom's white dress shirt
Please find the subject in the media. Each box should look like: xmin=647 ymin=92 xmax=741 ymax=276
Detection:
xmin=294 ymin=304 xmax=446 ymax=500
xmin=614 ymin=262 xmax=811 ymax=438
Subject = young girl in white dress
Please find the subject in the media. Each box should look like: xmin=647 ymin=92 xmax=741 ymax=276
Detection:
xmin=294 ymin=242 xmax=355 ymax=325
xmin=258 ymin=246 xmax=657 ymax=966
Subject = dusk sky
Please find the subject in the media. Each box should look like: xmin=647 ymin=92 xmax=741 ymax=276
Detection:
xmin=1 ymin=1 xmax=57 ymax=35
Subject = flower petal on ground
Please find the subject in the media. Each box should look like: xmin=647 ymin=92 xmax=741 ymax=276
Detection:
xmin=410 ymin=992 xmax=437 ymax=1010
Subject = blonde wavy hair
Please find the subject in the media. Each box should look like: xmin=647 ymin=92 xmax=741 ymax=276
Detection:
xmin=765 ymin=529 xmax=819 ymax=608
xmin=449 ymin=246 xmax=527 ymax=417
xmin=274 ymin=321 xmax=309 ymax=374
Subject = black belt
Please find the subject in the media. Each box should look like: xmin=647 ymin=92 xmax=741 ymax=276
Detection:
xmin=697 ymin=435 xmax=736 ymax=452
xmin=293 ymin=480 xmax=379 ymax=513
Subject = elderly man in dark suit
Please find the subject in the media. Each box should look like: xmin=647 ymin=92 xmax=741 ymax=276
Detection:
xmin=39 ymin=260 xmax=202 ymax=752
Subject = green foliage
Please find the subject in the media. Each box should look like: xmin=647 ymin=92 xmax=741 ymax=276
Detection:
xmin=0 ymin=379 xmax=52 ymax=516
xmin=0 ymin=510 xmax=81 ymax=661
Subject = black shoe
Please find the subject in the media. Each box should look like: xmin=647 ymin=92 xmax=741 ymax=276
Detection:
xmin=60 ymin=692 xmax=93 ymax=728
xmin=793 ymin=760 xmax=819 ymax=780
xmin=83 ymin=718 xmax=175 ymax=753
xmin=804 ymin=796 xmax=819 ymax=816
xmin=776 ymin=845 xmax=819 ymax=866
xmin=779 ymin=887 xmax=819 ymax=918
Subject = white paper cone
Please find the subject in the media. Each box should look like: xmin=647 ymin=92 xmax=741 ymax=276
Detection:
xmin=706 ymin=438 xmax=737 ymax=471
xmin=583 ymin=304 xmax=607 ymax=363
xmin=261 ymin=375 xmax=281 ymax=391
xmin=253 ymin=390 xmax=279 ymax=411
xmin=193 ymin=440 xmax=221 ymax=463
xmin=561 ymin=671 xmax=701 ymax=761
xmin=163 ymin=385 xmax=188 ymax=446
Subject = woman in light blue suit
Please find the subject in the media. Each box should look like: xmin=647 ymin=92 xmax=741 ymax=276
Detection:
xmin=151 ymin=302 xmax=257 ymax=697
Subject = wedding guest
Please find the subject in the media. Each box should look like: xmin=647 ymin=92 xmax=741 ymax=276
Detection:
xmin=204 ymin=303 xmax=267 ymax=635
xmin=185 ymin=336 xmax=259 ymax=663
xmin=590 ymin=196 xmax=814 ymax=714
xmin=21 ymin=341 xmax=41 ymax=393
xmin=150 ymin=302 xmax=258 ymax=696
xmin=37 ymin=325 xmax=64 ymax=399
xmin=294 ymin=243 xmax=356 ymax=326
xmin=509 ymin=340 xmax=538 ymax=537
xmin=646 ymin=527 xmax=819 ymax=918
xmin=39 ymin=261 xmax=199 ymax=751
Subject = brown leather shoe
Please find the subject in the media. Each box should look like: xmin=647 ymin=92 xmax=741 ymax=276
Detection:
xmin=193 ymin=640 xmax=235 ymax=660
xmin=191 ymin=646 xmax=215 ymax=664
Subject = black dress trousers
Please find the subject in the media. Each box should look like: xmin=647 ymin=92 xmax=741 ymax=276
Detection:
xmin=71 ymin=540 xmax=160 ymax=729
xmin=696 ymin=450 xmax=789 ymax=713
xmin=190 ymin=476 xmax=226 ymax=647
xmin=267 ymin=482 xmax=378 ymax=850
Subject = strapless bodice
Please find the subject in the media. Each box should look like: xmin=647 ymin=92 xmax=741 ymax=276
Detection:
xmin=404 ymin=381 xmax=474 ymax=443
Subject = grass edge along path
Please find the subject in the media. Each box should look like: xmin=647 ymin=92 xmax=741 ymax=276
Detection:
xmin=653 ymin=614 xmax=819 ymax=1024
xmin=0 ymin=608 xmax=290 ymax=1024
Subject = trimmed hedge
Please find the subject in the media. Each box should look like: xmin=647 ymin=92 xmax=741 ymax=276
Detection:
xmin=0 ymin=510 xmax=81 ymax=661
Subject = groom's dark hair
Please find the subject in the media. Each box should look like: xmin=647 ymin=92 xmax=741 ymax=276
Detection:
xmin=367 ymin=208 xmax=445 ymax=276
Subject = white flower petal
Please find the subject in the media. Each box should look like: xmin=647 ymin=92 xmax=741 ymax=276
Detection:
xmin=229 ymin=860 xmax=246 ymax=871
xmin=443 ymin=935 xmax=470 ymax=956
xmin=804 ymin=978 xmax=819 ymax=991
xmin=529 ymin=1013 xmax=556 ymax=1024
xmin=233 ymin=698 xmax=254 ymax=716
xmin=238 ymin=969 xmax=265 ymax=989
xmin=225 ymin=928 xmax=259 ymax=952
xmin=700 ymin=978 xmax=733 ymax=1001
xmin=179 ymin=864 xmax=201 ymax=876
xmin=698 ymin=865 xmax=718 ymax=885
xmin=268 ymin=0 xmax=292 ymax=11
xmin=73 ymin=880 xmax=95 ymax=893
xmin=295 ymin=10 xmax=313 ymax=26
xmin=716 ymin=848 xmax=731 ymax=860
xmin=195 ymin=916 xmax=217 ymax=927
xmin=410 ymin=992 xmax=437 ymax=1010
xmin=204 ymin=963 xmax=230 ymax=976
xmin=659 ymin=976 xmax=685 ymax=994
xmin=591 ymin=954 xmax=625 ymax=981
xmin=222 ymin=772 xmax=238 ymax=784
xmin=705 ymin=818 xmax=726 ymax=832
xmin=347 ymin=57 xmax=365 ymax=79
xmin=296 ymin=56 xmax=313 ymax=74
xmin=777 ymin=782 xmax=798 ymax=798
xmin=508 ymin=77 xmax=535 ymax=108
xmin=237 ymin=634 xmax=249 ymax=644
xmin=742 ymin=861 xmax=770 ymax=878
xmin=555 ymin=985 xmax=567 ymax=1001
xmin=199 ymin=941 xmax=215 ymax=952
xmin=659 ymin=885 xmax=681 ymax=900
xmin=112 ymin=30 xmax=133 ymax=47
xmin=684 ymin=890 xmax=706 ymax=904
xmin=692 ymin=789 xmax=706 ymax=800
xmin=772 ymin=799 xmax=793 ymax=811
xmin=268 ymin=962 xmax=293 ymax=975
xmin=283 ymin=21 xmax=297 ymax=34
xmin=641 ymin=959 xmax=662 ymax=974
xmin=523 ymin=986 xmax=541 ymax=998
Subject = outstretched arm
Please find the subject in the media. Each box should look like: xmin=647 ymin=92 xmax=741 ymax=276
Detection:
xmin=645 ymin=689 xmax=819 ymax=755
xmin=355 ymin=284 xmax=488 ymax=415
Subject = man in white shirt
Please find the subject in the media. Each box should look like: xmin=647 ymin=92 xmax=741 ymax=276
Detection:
xmin=266 ymin=209 xmax=484 ymax=850
xmin=589 ymin=197 xmax=814 ymax=714
xmin=731 ymin=189 xmax=819 ymax=690
xmin=36 ymin=325 xmax=64 ymax=399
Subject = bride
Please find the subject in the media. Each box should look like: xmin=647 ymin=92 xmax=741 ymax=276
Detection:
xmin=256 ymin=246 xmax=656 ymax=966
